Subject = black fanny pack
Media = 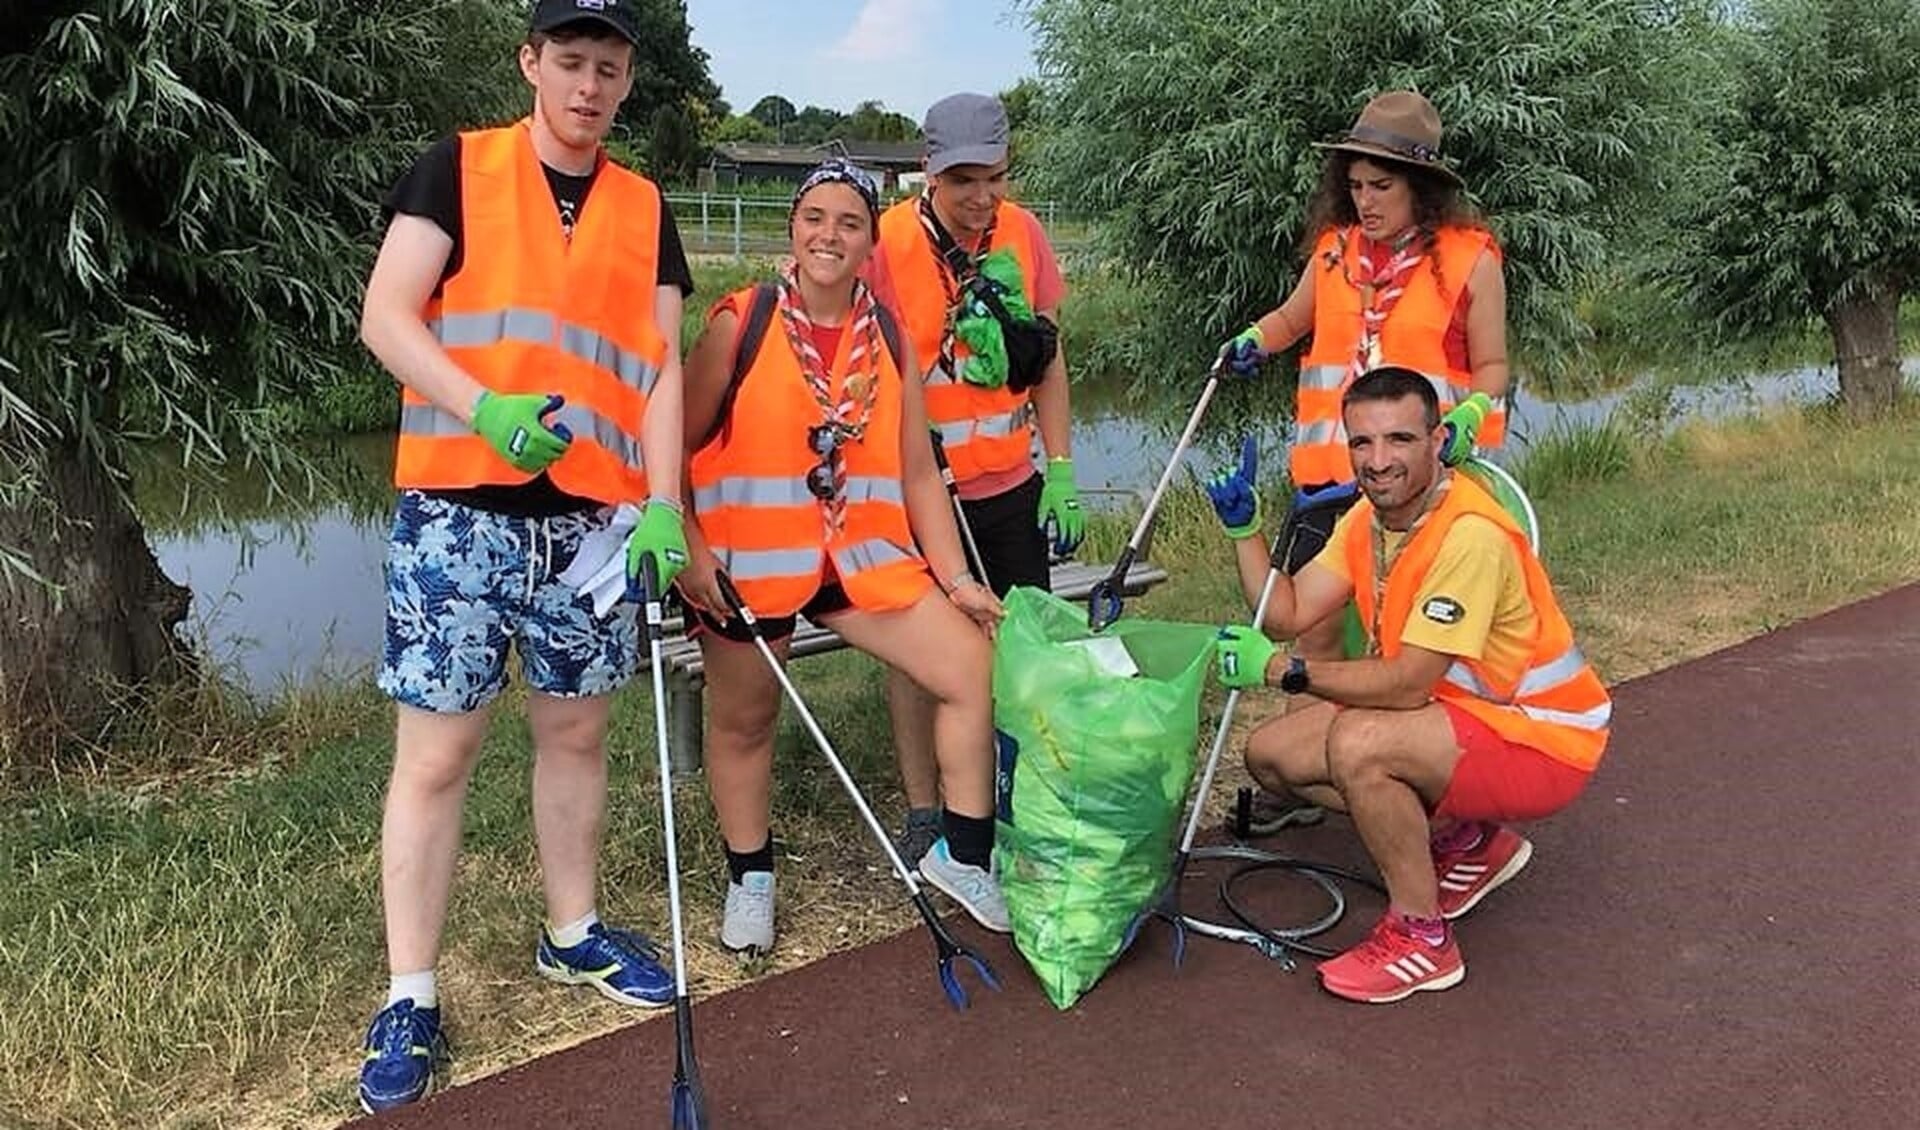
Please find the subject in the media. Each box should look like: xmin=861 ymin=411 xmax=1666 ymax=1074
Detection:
xmin=925 ymin=201 xmax=1059 ymax=393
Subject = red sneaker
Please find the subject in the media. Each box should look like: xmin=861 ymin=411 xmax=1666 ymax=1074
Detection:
xmin=1434 ymin=826 xmax=1533 ymax=920
xmin=1318 ymin=913 xmax=1464 ymax=1003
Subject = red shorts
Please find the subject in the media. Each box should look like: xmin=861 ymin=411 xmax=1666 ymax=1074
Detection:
xmin=1433 ymin=702 xmax=1592 ymax=823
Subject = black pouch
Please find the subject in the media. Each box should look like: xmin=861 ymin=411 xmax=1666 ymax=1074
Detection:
xmin=964 ymin=277 xmax=1059 ymax=392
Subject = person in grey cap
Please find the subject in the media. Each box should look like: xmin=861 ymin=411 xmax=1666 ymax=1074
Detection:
xmin=863 ymin=92 xmax=1081 ymax=866
xmin=350 ymin=0 xmax=694 ymax=1111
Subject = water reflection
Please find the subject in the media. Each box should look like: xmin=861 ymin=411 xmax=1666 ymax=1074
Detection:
xmin=147 ymin=359 xmax=1890 ymax=694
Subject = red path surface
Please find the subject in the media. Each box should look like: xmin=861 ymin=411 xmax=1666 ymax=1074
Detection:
xmin=360 ymin=585 xmax=1920 ymax=1130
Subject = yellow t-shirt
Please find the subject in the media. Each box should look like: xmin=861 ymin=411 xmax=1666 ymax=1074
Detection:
xmin=1314 ymin=511 xmax=1536 ymax=681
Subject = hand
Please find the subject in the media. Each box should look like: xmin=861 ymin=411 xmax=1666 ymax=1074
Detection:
xmin=1215 ymin=324 xmax=1265 ymax=378
xmin=1214 ymin=625 xmax=1279 ymax=689
xmin=948 ymin=577 xmax=1004 ymax=638
xmin=625 ymin=498 xmax=689 ymax=598
xmin=472 ymin=391 xmax=572 ymax=472
xmin=1440 ymin=392 xmax=1494 ymax=466
xmin=1203 ymin=436 xmax=1262 ymax=539
xmin=674 ymin=543 xmax=728 ymax=620
xmin=1038 ymin=458 xmax=1085 ymax=556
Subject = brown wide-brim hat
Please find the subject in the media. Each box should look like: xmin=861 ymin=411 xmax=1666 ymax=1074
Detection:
xmin=1313 ymin=90 xmax=1464 ymax=186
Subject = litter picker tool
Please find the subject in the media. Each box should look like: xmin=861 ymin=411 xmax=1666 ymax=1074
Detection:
xmin=714 ymin=572 xmax=1002 ymax=1009
xmin=928 ymin=429 xmax=991 ymax=590
xmin=1121 ymin=484 xmax=1358 ymax=968
xmin=637 ymin=554 xmax=711 ymax=1130
xmin=1087 ymin=356 xmax=1228 ymax=631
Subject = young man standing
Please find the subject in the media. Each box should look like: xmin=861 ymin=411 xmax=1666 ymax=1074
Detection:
xmin=1212 ymin=367 xmax=1610 ymax=1003
xmin=864 ymin=92 xmax=1081 ymax=866
xmin=353 ymin=0 xmax=692 ymax=1110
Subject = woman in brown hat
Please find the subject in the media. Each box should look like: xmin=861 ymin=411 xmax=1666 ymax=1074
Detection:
xmin=1211 ymin=90 xmax=1509 ymax=636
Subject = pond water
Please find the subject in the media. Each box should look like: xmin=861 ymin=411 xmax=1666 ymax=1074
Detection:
xmin=149 ymin=359 xmax=1889 ymax=693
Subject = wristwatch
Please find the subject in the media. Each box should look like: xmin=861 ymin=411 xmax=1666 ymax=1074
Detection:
xmin=1279 ymin=655 xmax=1311 ymax=695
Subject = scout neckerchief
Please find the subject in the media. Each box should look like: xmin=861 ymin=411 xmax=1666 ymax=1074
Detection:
xmin=1334 ymin=225 xmax=1427 ymax=384
xmin=917 ymin=191 xmax=996 ymax=384
xmin=1367 ymin=468 xmax=1452 ymax=656
xmin=775 ymin=260 xmax=882 ymax=536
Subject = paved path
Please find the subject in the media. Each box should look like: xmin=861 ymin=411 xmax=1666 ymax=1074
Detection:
xmin=360 ymin=585 xmax=1920 ymax=1130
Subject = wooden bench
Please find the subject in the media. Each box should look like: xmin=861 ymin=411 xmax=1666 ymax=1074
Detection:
xmin=653 ymin=556 xmax=1171 ymax=773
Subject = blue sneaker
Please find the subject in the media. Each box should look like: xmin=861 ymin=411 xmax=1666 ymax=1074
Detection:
xmin=535 ymin=922 xmax=674 ymax=1007
xmin=357 ymin=999 xmax=448 ymax=1113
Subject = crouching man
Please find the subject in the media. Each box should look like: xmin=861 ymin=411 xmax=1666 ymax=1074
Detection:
xmin=1212 ymin=366 xmax=1611 ymax=1003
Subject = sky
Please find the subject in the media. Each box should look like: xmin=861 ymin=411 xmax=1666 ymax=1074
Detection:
xmin=683 ymin=1 xmax=1038 ymax=124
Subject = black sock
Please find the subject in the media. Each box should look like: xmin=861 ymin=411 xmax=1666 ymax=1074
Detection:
xmin=942 ymin=810 xmax=994 ymax=869
xmin=725 ymin=836 xmax=774 ymax=883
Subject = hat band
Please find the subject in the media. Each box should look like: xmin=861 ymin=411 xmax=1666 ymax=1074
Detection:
xmin=1345 ymin=124 xmax=1441 ymax=164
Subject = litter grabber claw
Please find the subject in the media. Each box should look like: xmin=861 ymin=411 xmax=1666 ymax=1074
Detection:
xmin=714 ymin=572 xmax=1002 ymax=1011
xmin=1088 ymin=356 xmax=1227 ymax=631
xmin=1120 ymin=871 xmax=1189 ymax=968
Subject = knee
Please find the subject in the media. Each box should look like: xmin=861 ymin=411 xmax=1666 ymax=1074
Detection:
xmin=707 ymin=688 xmax=780 ymax=754
xmin=391 ymin=738 xmax=480 ymax=798
xmin=923 ymin=630 xmax=992 ymax=712
xmin=1324 ymin=712 xmax=1393 ymax=790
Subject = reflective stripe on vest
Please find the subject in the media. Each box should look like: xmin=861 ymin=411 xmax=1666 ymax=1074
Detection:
xmin=688 ymin=285 xmax=932 ymax=618
xmin=1292 ymin=224 xmax=1502 ymax=485
xmin=394 ymin=122 xmax=667 ymax=502
xmin=875 ymin=197 xmax=1043 ymax=483
xmin=1345 ymin=474 xmax=1610 ymax=771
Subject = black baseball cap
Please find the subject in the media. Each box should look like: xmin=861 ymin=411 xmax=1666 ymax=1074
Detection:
xmin=529 ymin=0 xmax=641 ymax=46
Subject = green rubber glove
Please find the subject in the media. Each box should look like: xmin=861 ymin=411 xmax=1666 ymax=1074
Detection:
xmin=1037 ymin=457 xmax=1085 ymax=556
xmin=625 ymin=498 xmax=689 ymax=596
xmin=472 ymin=391 xmax=571 ymax=473
xmin=1217 ymin=324 xmax=1266 ymax=378
xmin=1440 ymin=392 xmax=1495 ymax=466
xmin=1214 ymin=625 xmax=1280 ymax=689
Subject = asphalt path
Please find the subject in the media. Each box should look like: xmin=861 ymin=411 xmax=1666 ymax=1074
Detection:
xmin=358 ymin=584 xmax=1920 ymax=1130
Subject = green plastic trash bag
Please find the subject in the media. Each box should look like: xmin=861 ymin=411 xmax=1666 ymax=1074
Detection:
xmin=990 ymin=586 xmax=1218 ymax=1009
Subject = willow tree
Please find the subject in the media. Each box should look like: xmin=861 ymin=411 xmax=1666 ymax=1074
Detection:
xmin=1023 ymin=0 xmax=1694 ymax=380
xmin=1674 ymin=0 xmax=1919 ymax=419
xmin=0 ymin=1 xmax=518 ymax=765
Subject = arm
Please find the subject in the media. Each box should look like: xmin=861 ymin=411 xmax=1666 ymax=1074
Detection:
xmin=642 ymin=283 xmax=685 ymax=502
xmin=899 ymin=336 xmax=972 ymax=588
xmin=1247 ymin=261 xmax=1317 ymax=354
xmin=673 ymin=305 xmax=737 ymax=613
xmin=1030 ymin=304 xmax=1071 ymax=460
xmin=1286 ymin=644 xmax=1453 ymax=710
xmin=1464 ymin=248 xmax=1509 ymax=400
xmin=1254 ymin=558 xmax=1352 ymax=641
xmin=359 ymin=215 xmax=480 ymax=418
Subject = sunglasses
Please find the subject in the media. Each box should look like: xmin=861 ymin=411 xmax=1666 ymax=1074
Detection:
xmin=806 ymin=423 xmax=843 ymax=501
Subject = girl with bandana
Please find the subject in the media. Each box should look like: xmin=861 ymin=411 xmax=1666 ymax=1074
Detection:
xmin=676 ymin=161 xmax=1010 ymax=957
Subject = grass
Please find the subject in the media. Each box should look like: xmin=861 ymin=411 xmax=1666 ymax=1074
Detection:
xmin=9 ymin=399 xmax=1920 ymax=1128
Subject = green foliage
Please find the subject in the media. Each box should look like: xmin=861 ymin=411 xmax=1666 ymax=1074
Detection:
xmin=0 ymin=0 xmax=518 ymax=518
xmin=747 ymin=94 xmax=798 ymax=131
xmin=1665 ymin=0 xmax=1920 ymax=332
xmin=1510 ymin=418 xmax=1636 ymax=497
xmin=650 ymin=102 xmax=702 ymax=183
xmin=1024 ymin=0 xmax=1695 ymax=383
xmin=709 ymin=112 xmax=775 ymax=145
xmin=608 ymin=0 xmax=720 ymax=142
xmin=835 ymin=99 xmax=919 ymax=142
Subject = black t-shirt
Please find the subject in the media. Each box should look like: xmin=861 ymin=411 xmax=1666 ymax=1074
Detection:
xmin=383 ymin=135 xmax=696 ymax=517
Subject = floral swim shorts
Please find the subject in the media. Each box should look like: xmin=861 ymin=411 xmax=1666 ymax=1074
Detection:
xmin=377 ymin=491 xmax=640 ymax=713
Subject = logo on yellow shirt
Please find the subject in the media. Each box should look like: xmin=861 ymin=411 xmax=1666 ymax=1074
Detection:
xmin=1422 ymin=596 xmax=1465 ymax=625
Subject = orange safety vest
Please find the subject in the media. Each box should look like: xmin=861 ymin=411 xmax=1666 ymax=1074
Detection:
xmin=875 ymin=197 xmax=1042 ymax=484
xmin=688 ymin=286 xmax=933 ymax=617
xmin=1342 ymin=474 xmax=1611 ymax=772
xmin=394 ymin=121 xmax=668 ymax=504
xmin=1294 ymin=224 xmax=1507 ymax=485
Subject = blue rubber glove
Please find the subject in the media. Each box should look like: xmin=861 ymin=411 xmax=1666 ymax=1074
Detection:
xmin=472 ymin=391 xmax=572 ymax=472
xmin=1215 ymin=325 xmax=1266 ymax=378
xmin=1440 ymin=392 xmax=1495 ymax=466
xmin=1215 ymin=625 xmax=1280 ymax=689
xmin=625 ymin=498 xmax=689 ymax=597
xmin=1203 ymin=436 xmax=1262 ymax=538
xmin=1038 ymin=458 xmax=1085 ymax=556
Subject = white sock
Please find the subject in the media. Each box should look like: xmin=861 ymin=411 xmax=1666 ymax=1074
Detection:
xmin=387 ymin=970 xmax=438 ymax=1009
xmin=548 ymin=909 xmax=600 ymax=949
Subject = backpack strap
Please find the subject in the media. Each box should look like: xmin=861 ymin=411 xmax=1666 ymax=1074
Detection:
xmin=873 ymin=301 xmax=907 ymax=379
xmin=699 ymin=283 xmax=779 ymax=450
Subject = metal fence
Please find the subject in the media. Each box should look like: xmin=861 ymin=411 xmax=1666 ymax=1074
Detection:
xmin=665 ymin=193 xmax=1089 ymax=259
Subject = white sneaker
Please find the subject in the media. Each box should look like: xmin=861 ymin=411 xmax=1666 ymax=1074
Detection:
xmin=917 ymin=839 xmax=1010 ymax=933
xmin=720 ymin=871 xmax=775 ymax=955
